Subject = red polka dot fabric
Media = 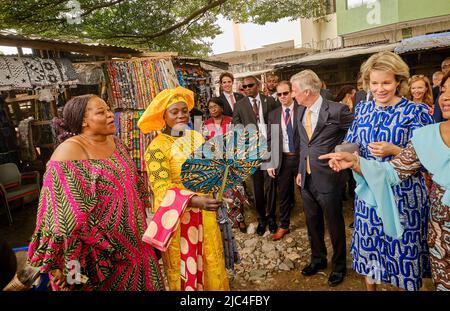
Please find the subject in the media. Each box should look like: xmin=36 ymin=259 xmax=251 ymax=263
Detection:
xmin=142 ymin=187 xmax=204 ymax=290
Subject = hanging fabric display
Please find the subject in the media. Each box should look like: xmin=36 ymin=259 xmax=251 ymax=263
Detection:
xmin=174 ymin=62 xmax=212 ymax=116
xmin=23 ymin=57 xmax=48 ymax=86
xmin=54 ymin=58 xmax=79 ymax=85
xmin=40 ymin=58 xmax=62 ymax=85
xmin=114 ymin=110 xmax=158 ymax=172
xmin=0 ymin=56 xmax=78 ymax=90
xmin=0 ymin=58 xmax=12 ymax=90
xmin=3 ymin=56 xmax=33 ymax=89
xmin=104 ymin=58 xmax=179 ymax=109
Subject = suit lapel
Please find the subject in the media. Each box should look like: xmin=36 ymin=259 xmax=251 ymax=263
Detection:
xmin=245 ymin=97 xmax=258 ymax=124
xmin=292 ymin=104 xmax=298 ymax=134
xmin=261 ymin=95 xmax=268 ymax=118
xmin=310 ymin=100 xmax=329 ymax=142
xmin=297 ymin=106 xmax=307 ymax=138
xmin=220 ymin=93 xmax=232 ymax=112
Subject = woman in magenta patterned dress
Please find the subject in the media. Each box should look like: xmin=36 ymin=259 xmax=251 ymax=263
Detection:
xmin=27 ymin=95 xmax=164 ymax=291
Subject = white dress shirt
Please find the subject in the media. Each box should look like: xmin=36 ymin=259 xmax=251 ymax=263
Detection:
xmin=280 ymin=103 xmax=295 ymax=152
xmin=302 ymin=95 xmax=323 ymax=134
xmin=250 ymin=94 xmax=267 ymax=138
xmin=224 ymin=92 xmax=236 ymax=110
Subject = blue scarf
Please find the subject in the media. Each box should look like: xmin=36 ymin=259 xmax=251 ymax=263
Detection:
xmin=411 ymin=123 xmax=450 ymax=206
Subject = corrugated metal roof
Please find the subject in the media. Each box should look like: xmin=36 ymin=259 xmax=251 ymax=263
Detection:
xmin=0 ymin=31 xmax=142 ymax=56
xmin=394 ymin=32 xmax=450 ymax=54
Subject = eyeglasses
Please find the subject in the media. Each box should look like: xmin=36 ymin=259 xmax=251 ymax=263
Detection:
xmin=242 ymin=83 xmax=256 ymax=89
xmin=277 ymin=91 xmax=290 ymax=97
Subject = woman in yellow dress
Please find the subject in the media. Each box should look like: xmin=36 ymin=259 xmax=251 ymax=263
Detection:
xmin=137 ymin=86 xmax=230 ymax=291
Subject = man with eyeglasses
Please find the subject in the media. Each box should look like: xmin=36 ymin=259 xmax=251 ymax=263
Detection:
xmin=266 ymin=81 xmax=300 ymax=241
xmin=233 ymin=75 xmax=279 ymax=236
xmin=433 ymin=57 xmax=450 ymax=122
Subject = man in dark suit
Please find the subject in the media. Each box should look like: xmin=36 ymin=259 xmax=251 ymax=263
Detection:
xmin=233 ymin=75 xmax=279 ymax=236
xmin=218 ymin=72 xmax=244 ymax=117
xmin=266 ymin=81 xmax=300 ymax=241
xmin=433 ymin=58 xmax=450 ymax=122
xmin=291 ymin=70 xmax=353 ymax=287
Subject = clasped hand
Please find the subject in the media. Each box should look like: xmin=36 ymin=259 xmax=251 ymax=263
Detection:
xmin=189 ymin=195 xmax=222 ymax=211
xmin=367 ymin=141 xmax=400 ymax=157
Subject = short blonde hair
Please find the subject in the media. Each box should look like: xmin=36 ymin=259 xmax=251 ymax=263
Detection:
xmin=290 ymin=69 xmax=321 ymax=94
xmin=408 ymin=75 xmax=433 ymax=107
xmin=360 ymin=51 xmax=410 ymax=97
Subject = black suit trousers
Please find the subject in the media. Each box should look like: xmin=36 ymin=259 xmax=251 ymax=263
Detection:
xmin=267 ymin=155 xmax=299 ymax=229
xmin=251 ymin=169 xmax=269 ymax=223
xmin=301 ymin=173 xmax=346 ymax=273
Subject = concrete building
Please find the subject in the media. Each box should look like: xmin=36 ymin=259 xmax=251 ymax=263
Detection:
xmin=209 ymin=0 xmax=450 ymax=95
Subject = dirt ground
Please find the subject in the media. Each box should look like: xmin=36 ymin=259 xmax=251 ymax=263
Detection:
xmin=0 ymin=187 xmax=435 ymax=291
xmin=228 ymin=184 xmax=435 ymax=291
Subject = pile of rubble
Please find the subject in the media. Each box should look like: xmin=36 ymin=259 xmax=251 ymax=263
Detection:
xmin=229 ymin=223 xmax=312 ymax=286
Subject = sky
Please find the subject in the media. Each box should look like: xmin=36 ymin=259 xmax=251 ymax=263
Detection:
xmin=210 ymin=16 xmax=300 ymax=55
xmin=0 ymin=46 xmax=32 ymax=55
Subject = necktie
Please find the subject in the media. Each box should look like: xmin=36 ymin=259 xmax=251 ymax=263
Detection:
xmin=285 ymin=108 xmax=295 ymax=152
xmin=304 ymin=109 xmax=313 ymax=174
xmin=252 ymin=98 xmax=259 ymax=122
xmin=230 ymin=94 xmax=235 ymax=109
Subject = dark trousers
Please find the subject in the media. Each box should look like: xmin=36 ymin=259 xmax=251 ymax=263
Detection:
xmin=251 ymin=169 xmax=268 ymax=223
xmin=267 ymin=155 xmax=299 ymax=229
xmin=301 ymin=173 xmax=347 ymax=273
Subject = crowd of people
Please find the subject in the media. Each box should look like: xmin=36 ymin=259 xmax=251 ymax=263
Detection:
xmin=2 ymin=52 xmax=448 ymax=292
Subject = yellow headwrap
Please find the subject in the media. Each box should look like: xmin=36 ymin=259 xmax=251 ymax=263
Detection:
xmin=137 ymin=86 xmax=195 ymax=133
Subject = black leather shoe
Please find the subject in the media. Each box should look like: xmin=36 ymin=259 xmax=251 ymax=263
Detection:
xmin=268 ymin=220 xmax=278 ymax=234
xmin=256 ymin=223 xmax=266 ymax=236
xmin=328 ymin=271 xmax=345 ymax=287
xmin=301 ymin=262 xmax=327 ymax=276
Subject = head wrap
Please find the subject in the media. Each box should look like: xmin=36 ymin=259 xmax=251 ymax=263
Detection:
xmin=137 ymin=86 xmax=194 ymax=133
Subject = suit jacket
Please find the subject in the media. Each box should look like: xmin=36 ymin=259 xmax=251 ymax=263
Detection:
xmin=232 ymin=94 xmax=279 ymax=127
xmin=219 ymin=92 xmax=245 ymax=117
xmin=297 ymin=98 xmax=354 ymax=192
xmin=267 ymin=104 xmax=300 ymax=172
xmin=432 ymin=86 xmax=447 ymax=122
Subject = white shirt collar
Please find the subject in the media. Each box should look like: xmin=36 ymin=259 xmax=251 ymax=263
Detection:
xmin=253 ymin=93 xmax=261 ymax=103
xmin=282 ymin=102 xmax=295 ymax=112
xmin=308 ymin=95 xmax=323 ymax=114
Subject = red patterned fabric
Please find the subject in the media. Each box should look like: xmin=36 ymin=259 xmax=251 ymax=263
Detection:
xmin=142 ymin=187 xmax=204 ymax=290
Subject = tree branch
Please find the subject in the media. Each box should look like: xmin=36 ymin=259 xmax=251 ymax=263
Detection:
xmin=98 ymin=0 xmax=227 ymax=40
xmin=80 ymin=0 xmax=128 ymax=17
xmin=142 ymin=0 xmax=227 ymax=40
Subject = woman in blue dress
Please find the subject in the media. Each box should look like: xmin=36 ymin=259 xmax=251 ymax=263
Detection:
xmin=345 ymin=51 xmax=434 ymax=290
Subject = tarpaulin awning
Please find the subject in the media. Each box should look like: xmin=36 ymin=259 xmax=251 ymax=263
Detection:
xmin=273 ymin=42 xmax=399 ymax=69
xmin=394 ymin=32 xmax=450 ymax=54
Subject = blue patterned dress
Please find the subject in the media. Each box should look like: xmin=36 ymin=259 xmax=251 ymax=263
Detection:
xmin=345 ymin=98 xmax=433 ymax=290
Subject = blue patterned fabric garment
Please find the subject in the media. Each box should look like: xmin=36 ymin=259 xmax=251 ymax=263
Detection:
xmin=345 ymin=98 xmax=433 ymax=290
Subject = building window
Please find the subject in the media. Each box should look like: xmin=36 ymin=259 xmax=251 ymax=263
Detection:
xmin=346 ymin=0 xmax=375 ymax=9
